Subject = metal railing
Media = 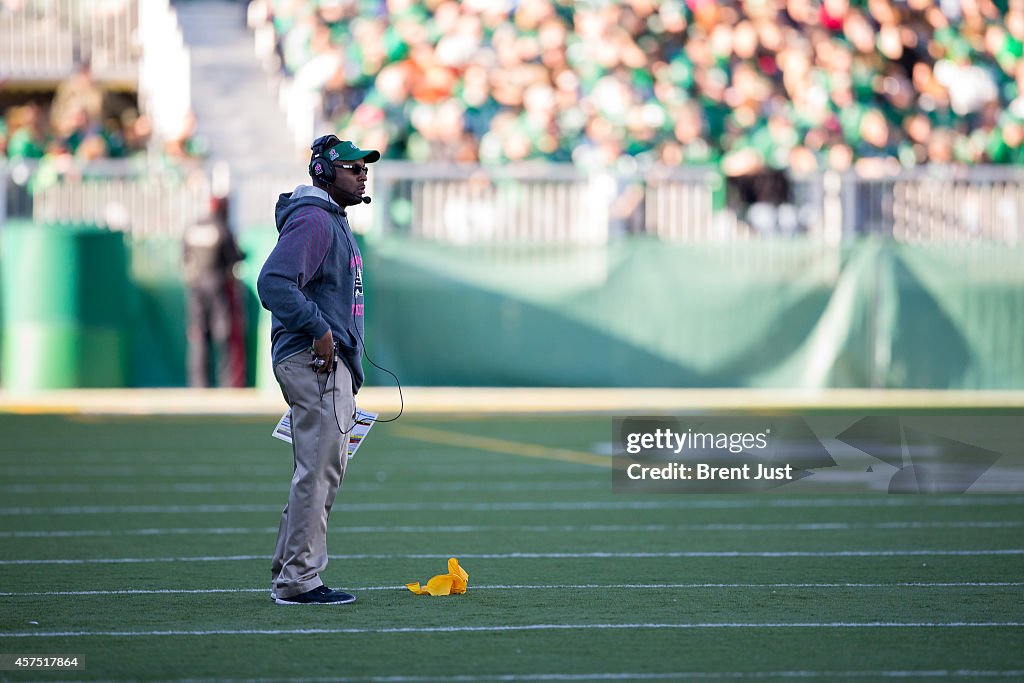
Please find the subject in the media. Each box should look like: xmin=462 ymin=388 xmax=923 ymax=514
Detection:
xmin=368 ymin=163 xmax=814 ymax=244
xmin=882 ymin=167 xmax=1024 ymax=245
xmin=370 ymin=162 xmax=611 ymax=245
xmin=0 ymin=0 xmax=139 ymax=82
xmin=642 ymin=166 xmax=727 ymax=241
xmin=32 ymin=174 xmax=207 ymax=238
xmin=1 ymin=159 xmax=207 ymax=238
xmin=3 ymin=161 xmax=1024 ymax=245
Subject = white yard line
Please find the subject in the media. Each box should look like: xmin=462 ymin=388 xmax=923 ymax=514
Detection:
xmin=3 ymin=622 xmax=1023 ymax=639
xmin=3 ymin=520 xmax=1020 ymax=539
xmin=2 ymin=496 xmax=1023 ymax=516
xmin=0 ymin=527 xmax=280 ymax=538
xmin=2 ymin=582 xmax=1022 ymax=598
xmin=0 ymin=463 xmax=569 ymax=478
xmin=1 ymin=549 xmax=1022 ymax=566
xmin=0 ymin=480 xmax=605 ymax=495
xmin=47 ymin=672 xmax=1024 ymax=683
xmin=0 ymin=465 xmax=284 ymax=477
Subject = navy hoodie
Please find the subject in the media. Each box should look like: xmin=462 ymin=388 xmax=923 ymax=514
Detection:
xmin=257 ymin=185 xmax=364 ymax=392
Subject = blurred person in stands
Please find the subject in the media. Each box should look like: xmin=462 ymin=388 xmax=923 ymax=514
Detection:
xmin=50 ymin=60 xmax=105 ymax=139
xmin=119 ymin=108 xmax=152 ymax=152
xmin=100 ymin=115 xmax=129 ymax=158
xmin=926 ymin=128 xmax=958 ymax=164
xmin=74 ymin=133 xmax=109 ymax=165
xmin=6 ymin=103 xmax=49 ymax=160
xmin=257 ymin=134 xmax=378 ymax=605
xmin=54 ymin=105 xmax=95 ymax=153
xmin=853 ymin=108 xmax=901 ymax=174
xmin=988 ymin=108 xmax=1024 ymax=163
xmin=901 ymin=113 xmax=934 ymax=166
xmin=28 ymin=138 xmax=76 ymax=194
xmin=183 ymin=195 xmax=247 ymax=388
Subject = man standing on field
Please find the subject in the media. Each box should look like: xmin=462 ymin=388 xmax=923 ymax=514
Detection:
xmin=257 ymin=134 xmax=378 ymax=605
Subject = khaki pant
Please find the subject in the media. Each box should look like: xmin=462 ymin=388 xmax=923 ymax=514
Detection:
xmin=271 ymin=350 xmax=354 ymax=599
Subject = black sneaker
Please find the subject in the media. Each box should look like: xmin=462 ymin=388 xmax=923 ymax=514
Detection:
xmin=273 ymin=585 xmax=357 ymax=605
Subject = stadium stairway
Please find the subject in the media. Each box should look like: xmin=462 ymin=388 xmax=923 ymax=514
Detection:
xmin=173 ymin=0 xmax=304 ymax=214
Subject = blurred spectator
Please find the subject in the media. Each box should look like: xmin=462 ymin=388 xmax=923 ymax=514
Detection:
xmin=29 ymin=138 xmax=77 ymax=194
xmin=50 ymin=60 xmax=106 ymax=141
xmin=183 ymin=196 xmax=248 ymax=388
xmin=6 ymin=103 xmax=48 ymax=160
xmin=988 ymin=109 xmax=1024 ymax=163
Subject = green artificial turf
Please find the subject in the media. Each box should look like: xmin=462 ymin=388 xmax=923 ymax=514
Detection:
xmin=0 ymin=413 xmax=1022 ymax=682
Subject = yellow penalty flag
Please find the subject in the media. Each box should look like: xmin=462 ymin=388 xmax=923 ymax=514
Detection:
xmin=406 ymin=557 xmax=469 ymax=596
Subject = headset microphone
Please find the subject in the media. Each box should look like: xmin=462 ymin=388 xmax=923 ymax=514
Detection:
xmin=336 ymin=187 xmax=371 ymax=205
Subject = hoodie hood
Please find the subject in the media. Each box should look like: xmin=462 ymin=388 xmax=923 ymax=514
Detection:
xmin=274 ymin=184 xmax=343 ymax=233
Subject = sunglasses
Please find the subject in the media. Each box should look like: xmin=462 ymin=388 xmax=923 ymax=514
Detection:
xmin=336 ymin=163 xmax=368 ymax=176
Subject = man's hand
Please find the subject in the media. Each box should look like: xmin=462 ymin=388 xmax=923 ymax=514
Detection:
xmin=312 ymin=329 xmax=335 ymax=373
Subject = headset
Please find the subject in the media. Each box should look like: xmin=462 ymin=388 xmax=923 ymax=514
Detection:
xmin=309 ymin=134 xmax=342 ymax=185
xmin=309 ymin=134 xmax=372 ymax=205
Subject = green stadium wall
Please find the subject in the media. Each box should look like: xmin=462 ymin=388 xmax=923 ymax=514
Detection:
xmin=0 ymin=226 xmax=1021 ymax=390
xmin=1 ymin=222 xmax=130 ymax=390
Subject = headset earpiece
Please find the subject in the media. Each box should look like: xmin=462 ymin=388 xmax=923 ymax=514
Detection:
xmin=309 ymin=135 xmax=341 ymax=185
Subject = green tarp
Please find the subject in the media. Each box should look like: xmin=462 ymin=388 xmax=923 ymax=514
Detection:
xmin=363 ymin=236 xmax=1024 ymax=389
xmin=2 ymin=229 xmax=1021 ymax=389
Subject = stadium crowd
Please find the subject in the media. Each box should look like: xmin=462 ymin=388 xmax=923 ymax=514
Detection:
xmin=249 ymin=0 xmax=1024 ymax=175
xmin=1 ymin=61 xmax=204 ymax=190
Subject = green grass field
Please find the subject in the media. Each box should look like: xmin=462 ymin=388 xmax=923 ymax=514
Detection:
xmin=1 ymin=410 xmax=1022 ymax=682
